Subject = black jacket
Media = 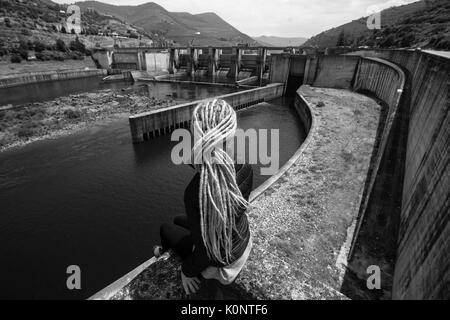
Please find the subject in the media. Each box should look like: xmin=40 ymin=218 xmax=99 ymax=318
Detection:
xmin=181 ymin=163 xmax=253 ymax=277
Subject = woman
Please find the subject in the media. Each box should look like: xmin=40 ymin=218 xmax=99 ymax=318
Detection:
xmin=154 ymin=99 xmax=253 ymax=296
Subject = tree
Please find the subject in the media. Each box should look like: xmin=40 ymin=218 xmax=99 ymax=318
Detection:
xmin=61 ymin=26 xmax=66 ymax=33
xmin=69 ymin=37 xmax=86 ymax=53
xmin=56 ymin=39 xmax=67 ymax=52
xmin=11 ymin=54 xmax=22 ymax=63
xmin=381 ymin=34 xmax=395 ymax=48
xmin=400 ymin=33 xmax=415 ymax=47
xmin=337 ymin=30 xmax=346 ymax=46
xmin=33 ymin=40 xmax=46 ymax=52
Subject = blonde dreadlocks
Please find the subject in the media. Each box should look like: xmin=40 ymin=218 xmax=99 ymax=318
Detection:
xmin=191 ymin=99 xmax=249 ymax=265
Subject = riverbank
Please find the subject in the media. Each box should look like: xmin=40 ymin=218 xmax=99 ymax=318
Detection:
xmin=0 ymin=58 xmax=106 ymax=89
xmin=0 ymin=87 xmax=181 ymax=152
xmin=91 ymin=85 xmax=382 ymax=300
xmin=0 ymin=59 xmax=98 ymax=78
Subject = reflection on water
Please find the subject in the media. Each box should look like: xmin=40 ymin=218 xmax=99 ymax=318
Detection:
xmin=0 ymin=76 xmax=244 ymax=107
xmin=0 ymin=94 xmax=305 ymax=299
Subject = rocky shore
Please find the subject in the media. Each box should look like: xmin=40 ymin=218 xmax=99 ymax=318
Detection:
xmin=0 ymin=87 xmax=183 ymax=152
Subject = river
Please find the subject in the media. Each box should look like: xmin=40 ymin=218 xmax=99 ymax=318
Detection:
xmin=0 ymin=78 xmax=305 ymax=299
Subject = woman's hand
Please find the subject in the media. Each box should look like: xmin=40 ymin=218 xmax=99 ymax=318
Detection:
xmin=181 ymin=271 xmax=200 ymax=295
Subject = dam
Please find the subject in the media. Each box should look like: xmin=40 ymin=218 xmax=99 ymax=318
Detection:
xmin=0 ymin=44 xmax=447 ymax=300
xmin=89 ymin=47 xmax=448 ymax=300
xmin=0 ymin=82 xmax=305 ymax=299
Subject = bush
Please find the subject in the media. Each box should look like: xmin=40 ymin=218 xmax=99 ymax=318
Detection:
xmin=21 ymin=28 xmax=32 ymax=36
xmin=35 ymin=52 xmax=47 ymax=61
xmin=36 ymin=50 xmax=66 ymax=61
xmin=52 ymin=51 xmax=66 ymax=61
xmin=436 ymin=39 xmax=450 ymax=50
xmin=69 ymin=37 xmax=86 ymax=53
xmin=33 ymin=40 xmax=46 ymax=52
xmin=64 ymin=109 xmax=82 ymax=119
xmin=400 ymin=33 xmax=415 ymax=47
xmin=10 ymin=54 xmax=22 ymax=63
xmin=17 ymin=121 xmax=40 ymax=138
xmin=55 ymin=39 xmax=67 ymax=52
xmin=18 ymin=39 xmax=29 ymax=51
xmin=68 ymin=51 xmax=84 ymax=60
xmin=380 ymin=35 xmax=395 ymax=48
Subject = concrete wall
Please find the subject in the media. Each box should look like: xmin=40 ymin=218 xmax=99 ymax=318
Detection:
xmin=92 ymin=50 xmax=113 ymax=69
xmin=145 ymin=52 xmax=170 ymax=72
xmin=346 ymin=50 xmax=449 ymax=300
xmin=269 ymin=54 xmax=290 ymax=91
xmin=0 ymin=68 xmax=107 ymax=88
xmin=347 ymin=57 xmax=408 ymax=299
xmin=367 ymin=50 xmax=449 ymax=300
xmin=313 ymin=55 xmax=360 ymax=89
xmin=129 ymin=83 xmax=285 ymax=143
xmin=112 ymin=52 xmax=139 ymax=70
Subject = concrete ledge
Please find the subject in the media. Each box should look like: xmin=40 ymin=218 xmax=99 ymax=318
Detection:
xmin=346 ymin=57 xmax=407 ymax=298
xmin=0 ymin=68 xmax=107 ymax=88
xmin=128 ymin=83 xmax=285 ymax=143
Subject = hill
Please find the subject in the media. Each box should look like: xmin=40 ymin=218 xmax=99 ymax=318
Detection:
xmin=253 ymin=35 xmax=307 ymax=47
xmin=76 ymin=1 xmax=256 ymax=46
xmin=0 ymin=0 xmax=153 ymax=57
xmin=303 ymin=0 xmax=450 ymax=50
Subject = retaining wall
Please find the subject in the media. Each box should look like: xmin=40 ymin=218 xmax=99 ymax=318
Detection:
xmin=129 ymin=83 xmax=285 ymax=143
xmin=312 ymin=55 xmax=360 ymax=89
xmin=344 ymin=50 xmax=449 ymax=300
xmin=0 ymin=68 xmax=107 ymax=88
xmin=346 ymin=57 xmax=408 ymax=299
xmin=361 ymin=50 xmax=449 ymax=300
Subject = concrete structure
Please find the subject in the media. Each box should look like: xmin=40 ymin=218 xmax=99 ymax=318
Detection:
xmin=93 ymin=46 xmax=286 ymax=82
xmin=348 ymin=50 xmax=449 ymax=300
xmin=92 ymin=83 xmax=319 ymax=300
xmin=98 ymin=48 xmax=448 ymax=300
xmin=128 ymin=83 xmax=285 ymax=143
xmin=0 ymin=68 xmax=106 ymax=89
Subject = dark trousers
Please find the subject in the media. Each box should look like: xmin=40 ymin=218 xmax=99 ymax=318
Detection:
xmin=160 ymin=215 xmax=194 ymax=259
xmin=160 ymin=215 xmax=226 ymax=299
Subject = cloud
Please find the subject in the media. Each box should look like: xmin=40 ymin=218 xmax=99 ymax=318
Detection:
xmin=53 ymin=0 xmax=419 ymax=37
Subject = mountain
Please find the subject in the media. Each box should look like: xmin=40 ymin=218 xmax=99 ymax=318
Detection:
xmin=253 ymin=36 xmax=307 ymax=47
xmin=303 ymin=0 xmax=450 ymax=50
xmin=76 ymin=1 xmax=256 ymax=46
xmin=0 ymin=0 xmax=151 ymax=53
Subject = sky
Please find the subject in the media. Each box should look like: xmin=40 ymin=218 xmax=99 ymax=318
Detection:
xmin=53 ymin=0 xmax=419 ymax=38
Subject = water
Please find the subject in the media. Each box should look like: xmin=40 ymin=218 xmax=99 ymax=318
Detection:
xmin=0 ymin=76 xmax=129 ymax=106
xmin=0 ymin=93 xmax=305 ymax=299
xmin=0 ymin=76 xmax=242 ymax=107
